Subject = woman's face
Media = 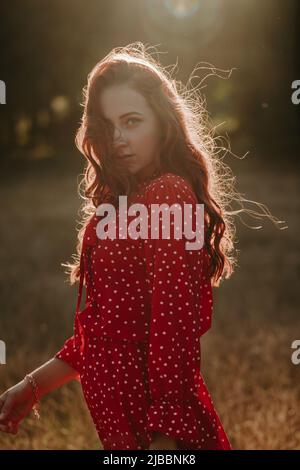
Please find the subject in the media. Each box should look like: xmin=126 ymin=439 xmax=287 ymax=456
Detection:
xmin=99 ymin=83 xmax=162 ymax=180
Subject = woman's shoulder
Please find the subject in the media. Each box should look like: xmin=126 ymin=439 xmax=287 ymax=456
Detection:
xmin=144 ymin=172 xmax=196 ymax=204
xmin=148 ymin=171 xmax=192 ymax=189
xmin=82 ymin=212 xmax=98 ymax=248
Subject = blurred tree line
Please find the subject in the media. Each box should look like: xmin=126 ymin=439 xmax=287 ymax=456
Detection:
xmin=0 ymin=0 xmax=299 ymax=166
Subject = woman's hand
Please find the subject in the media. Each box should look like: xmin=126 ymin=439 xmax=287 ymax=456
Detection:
xmin=0 ymin=358 xmax=79 ymax=435
xmin=148 ymin=432 xmax=179 ymax=450
xmin=0 ymin=380 xmax=36 ymax=434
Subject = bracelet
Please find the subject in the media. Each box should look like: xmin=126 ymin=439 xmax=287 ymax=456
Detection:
xmin=24 ymin=374 xmax=41 ymax=420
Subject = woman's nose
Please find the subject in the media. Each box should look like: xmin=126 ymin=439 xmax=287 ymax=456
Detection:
xmin=113 ymin=126 xmax=126 ymax=144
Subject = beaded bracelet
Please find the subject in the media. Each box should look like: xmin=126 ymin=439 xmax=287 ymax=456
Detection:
xmin=24 ymin=374 xmax=40 ymax=420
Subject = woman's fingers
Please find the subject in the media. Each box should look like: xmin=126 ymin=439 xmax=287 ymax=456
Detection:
xmin=0 ymin=420 xmax=18 ymax=434
xmin=9 ymin=422 xmax=19 ymax=434
xmin=0 ymin=393 xmax=7 ymax=415
xmin=0 ymin=423 xmax=9 ymax=432
xmin=0 ymin=394 xmax=13 ymax=423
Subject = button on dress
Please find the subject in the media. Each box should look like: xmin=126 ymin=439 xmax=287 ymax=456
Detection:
xmin=54 ymin=171 xmax=232 ymax=450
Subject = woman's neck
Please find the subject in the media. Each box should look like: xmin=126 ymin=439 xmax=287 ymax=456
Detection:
xmin=135 ymin=162 xmax=161 ymax=184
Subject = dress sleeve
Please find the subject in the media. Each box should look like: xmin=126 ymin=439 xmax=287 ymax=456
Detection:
xmin=53 ymin=214 xmax=97 ymax=379
xmin=54 ymin=335 xmax=82 ymax=377
xmin=53 ymin=265 xmax=86 ymax=378
xmin=54 ymin=276 xmax=86 ymax=378
xmin=142 ymin=175 xmax=213 ymax=444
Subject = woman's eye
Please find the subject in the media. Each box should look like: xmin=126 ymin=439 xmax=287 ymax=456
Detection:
xmin=126 ymin=118 xmax=139 ymax=126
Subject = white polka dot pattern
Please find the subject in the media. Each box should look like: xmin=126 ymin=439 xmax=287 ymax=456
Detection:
xmin=54 ymin=172 xmax=232 ymax=450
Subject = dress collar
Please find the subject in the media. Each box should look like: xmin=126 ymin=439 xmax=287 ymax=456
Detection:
xmin=135 ymin=168 xmax=163 ymax=189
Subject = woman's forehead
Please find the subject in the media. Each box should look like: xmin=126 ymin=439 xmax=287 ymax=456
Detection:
xmin=99 ymin=84 xmax=149 ymax=120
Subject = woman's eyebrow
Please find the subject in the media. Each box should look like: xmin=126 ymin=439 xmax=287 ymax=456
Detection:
xmin=105 ymin=111 xmax=143 ymax=122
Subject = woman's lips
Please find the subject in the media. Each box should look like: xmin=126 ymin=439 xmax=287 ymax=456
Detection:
xmin=116 ymin=154 xmax=134 ymax=161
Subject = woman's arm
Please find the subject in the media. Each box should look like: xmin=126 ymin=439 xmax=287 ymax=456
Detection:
xmin=0 ymin=357 xmax=79 ymax=434
xmin=26 ymin=357 xmax=80 ymax=399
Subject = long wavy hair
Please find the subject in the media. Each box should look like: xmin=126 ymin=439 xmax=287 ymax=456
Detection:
xmin=62 ymin=42 xmax=285 ymax=288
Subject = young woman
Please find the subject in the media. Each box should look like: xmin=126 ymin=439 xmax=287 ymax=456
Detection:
xmin=0 ymin=43 xmax=279 ymax=450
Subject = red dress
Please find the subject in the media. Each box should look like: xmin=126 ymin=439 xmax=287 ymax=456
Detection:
xmin=54 ymin=171 xmax=232 ymax=450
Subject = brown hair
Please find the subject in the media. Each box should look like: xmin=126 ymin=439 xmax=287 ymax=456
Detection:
xmin=62 ymin=42 xmax=285 ymax=288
